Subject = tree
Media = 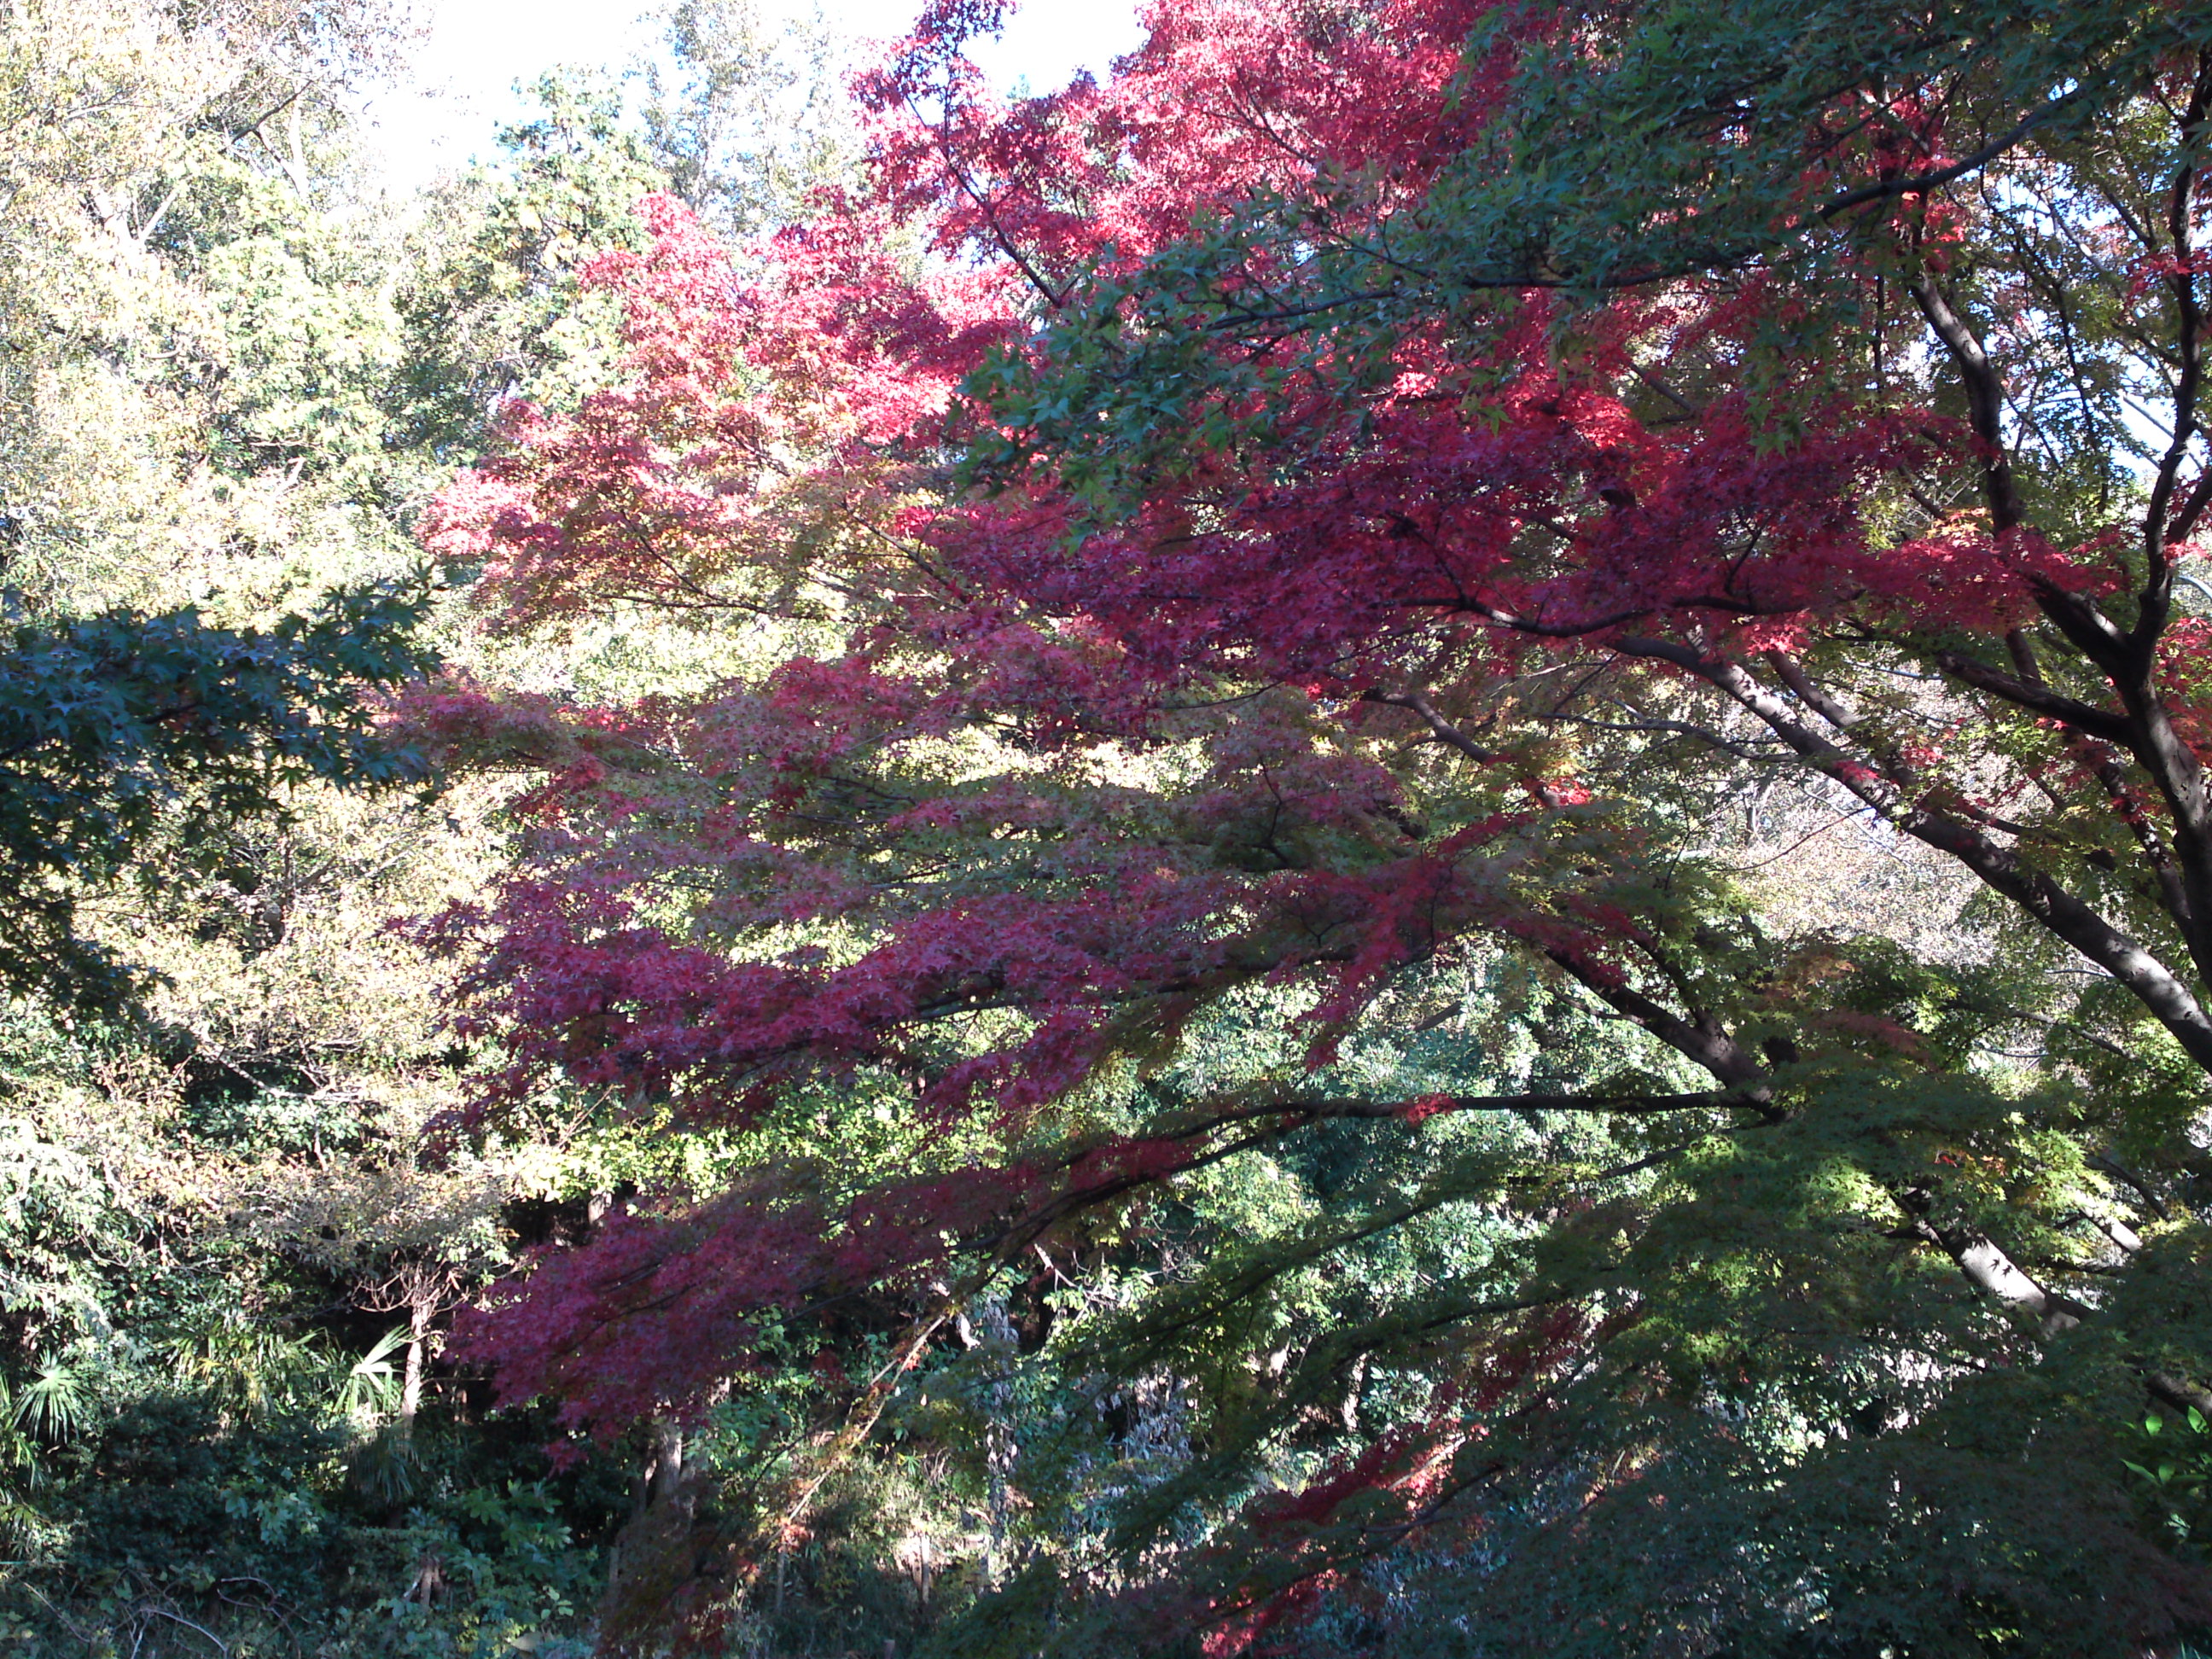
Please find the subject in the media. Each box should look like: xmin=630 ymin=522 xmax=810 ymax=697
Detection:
xmin=389 ymin=72 xmax=671 ymax=464
xmin=0 ymin=0 xmax=418 ymax=613
xmin=420 ymin=0 xmax=2212 ymax=1652
xmin=0 ymin=585 xmax=429 ymax=1011
xmin=245 ymin=1120 xmax=524 ymax=1448
xmin=0 ymin=0 xmax=451 ymax=1012
xmin=0 ymin=3 xmax=692 ymax=1652
xmin=636 ymin=0 xmax=859 ymax=241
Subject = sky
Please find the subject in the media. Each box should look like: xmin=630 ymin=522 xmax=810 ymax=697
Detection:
xmin=357 ymin=0 xmax=1148 ymax=192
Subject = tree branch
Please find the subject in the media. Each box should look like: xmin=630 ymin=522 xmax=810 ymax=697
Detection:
xmin=1933 ymin=649 xmax=2138 ymax=745
xmin=1905 ymin=271 xmax=2027 ymax=532
xmin=1613 ymin=637 xmax=2212 ymax=1074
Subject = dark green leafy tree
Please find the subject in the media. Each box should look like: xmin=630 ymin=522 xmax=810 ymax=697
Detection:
xmin=0 ymin=584 xmax=430 ymax=1011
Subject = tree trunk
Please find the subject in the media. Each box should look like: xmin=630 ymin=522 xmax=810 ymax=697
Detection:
xmin=602 ymin=1422 xmax=703 ymax=1651
xmin=397 ymin=1295 xmax=432 ymax=1445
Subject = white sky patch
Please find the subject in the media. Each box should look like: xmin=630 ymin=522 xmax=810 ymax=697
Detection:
xmin=356 ymin=0 xmax=1146 ymax=195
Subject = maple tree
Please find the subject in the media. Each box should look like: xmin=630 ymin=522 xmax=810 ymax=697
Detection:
xmin=416 ymin=0 xmax=2212 ymax=1650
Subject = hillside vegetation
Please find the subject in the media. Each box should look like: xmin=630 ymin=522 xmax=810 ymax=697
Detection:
xmin=5 ymin=3 xmax=2212 ymax=1656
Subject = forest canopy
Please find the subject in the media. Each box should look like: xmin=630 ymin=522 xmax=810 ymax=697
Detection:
xmin=6 ymin=0 xmax=2212 ymax=1656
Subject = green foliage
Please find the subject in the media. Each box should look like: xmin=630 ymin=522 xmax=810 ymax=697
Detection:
xmin=389 ymin=73 xmax=668 ymax=463
xmin=338 ymin=1327 xmax=410 ymax=1423
xmin=10 ymin=1358 xmax=88 ymax=1448
xmin=0 ymin=9 xmax=661 ymax=1653
xmin=2130 ymin=1408 xmax=2212 ymax=1557
xmin=22 ymin=0 xmax=2212 ymax=1655
xmin=0 ymin=584 xmax=433 ymax=1011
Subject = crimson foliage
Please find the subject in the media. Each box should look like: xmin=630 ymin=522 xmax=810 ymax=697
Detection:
xmin=421 ymin=1 xmax=2212 ymax=1651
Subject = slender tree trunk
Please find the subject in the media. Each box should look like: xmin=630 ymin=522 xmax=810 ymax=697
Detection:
xmin=602 ymin=1421 xmax=701 ymax=1648
xmin=645 ymin=1421 xmax=684 ymax=1510
xmin=397 ymin=1295 xmax=431 ymax=1445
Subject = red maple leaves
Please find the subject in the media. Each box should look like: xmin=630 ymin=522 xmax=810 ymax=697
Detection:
xmin=415 ymin=8 xmax=2212 ymax=1603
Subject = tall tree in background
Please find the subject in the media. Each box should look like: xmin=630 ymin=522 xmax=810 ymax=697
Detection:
xmin=0 ymin=0 xmax=440 ymax=1010
xmin=422 ymin=0 xmax=2212 ymax=1652
xmin=0 ymin=7 xmax=682 ymax=1650
xmin=391 ymin=72 xmax=668 ymax=463
xmin=637 ymin=0 xmax=859 ymax=239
